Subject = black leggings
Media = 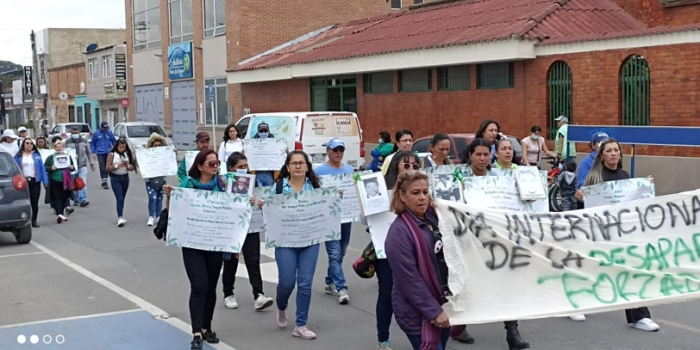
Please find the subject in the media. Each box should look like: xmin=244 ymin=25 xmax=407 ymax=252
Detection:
xmin=222 ymin=232 xmax=264 ymax=299
xmin=27 ymin=179 xmax=41 ymax=223
xmin=50 ymin=180 xmax=69 ymax=216
xmin=183 ymin=248 xmax=223 ymax=334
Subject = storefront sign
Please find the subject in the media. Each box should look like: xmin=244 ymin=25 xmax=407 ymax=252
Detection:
xmin=34 ymin=97 xmax=44 ymax=109
xmin=104 ymin=83 xmax=115 ymax=95
xmin=121 ymin=98 xmax=129 ymax=107
xmin=168 ymin=42 xmax=193 ymax=80
xmin=115 ymin=53 xmax=127 ymax=94
xmin=23 ymin=66 xmax=33 ymax=97
xmin=12 ymin=80 xmax=22 ymax=105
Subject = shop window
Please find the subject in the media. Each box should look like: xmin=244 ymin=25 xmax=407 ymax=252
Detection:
xmin=204 ymin=78 xmax=229 ymax=125
xmin=391 ymin=0 xmax=402 ymax=9
xmin=477 ymin=62 xmax=514 ymax=89
xmin=547 ymin=61 xmax=573 ymax=139
xmin=363 ymin=72 xmax=393 ymax=94
xmin=169 ymin=0 xmax=194 ymax=44
xmin=133 ymin=0 xmax=162 ymax=51
xmin=620 ymin=54 xmax=651 ymax=126
xmin=399 ymin=69 xmax=432 ymax=93
xmin=203 ymin=0 xmax=226 ymax=37
xmin=438 ymin=65 xmax=470 ymax=91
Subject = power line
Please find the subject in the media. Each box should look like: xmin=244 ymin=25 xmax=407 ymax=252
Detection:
xmin=0 ymin=34 xmax=30 ymax=43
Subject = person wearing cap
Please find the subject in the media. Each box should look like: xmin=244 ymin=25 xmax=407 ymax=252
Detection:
xmin=177 ymin=132 xmax=211 ymax=182
xmin=554 ymin=116 xmax=576 ymax=164
xmin=0 ymin=130 xmax=20 ymax=155
xmin=252 ymin=122 xmax=276 ymax=187
xmin=314 ymin=137 xmax=354 ymax=305
xmin=576 ymin=132 xmax=608 ymax=190
xmin=91 ymin=121 xmax=117 ymax=189
xmin=232 ymin=175 xmax=250 ymax=194
xmin=17 ymin=126 xmax=27 ymax=148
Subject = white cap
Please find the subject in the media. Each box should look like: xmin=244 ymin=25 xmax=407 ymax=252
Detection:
xmin=2 ymin=130 xmax=18 ymax=139
xmin=17 ymin=126 xmax=27 ymax=132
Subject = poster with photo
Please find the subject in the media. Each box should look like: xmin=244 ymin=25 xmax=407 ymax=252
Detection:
xmin=226 ymin=173 xmax=256 ymax=196
xmin=432 ymin=173 xmax=464 ymax=203
xmin=356 ymin=173 xmax=390 ymax=216
xmin=54 ymin=154 xmax=71 ymax=169
xmin=515 ymin=166 xmax=547 ymax=201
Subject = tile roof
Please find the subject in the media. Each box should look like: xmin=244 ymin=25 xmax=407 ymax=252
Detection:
xmin=233 ymin=0 xmax=647 ymax=72
xmin=537 ymin=23 xmax=700 ymax=45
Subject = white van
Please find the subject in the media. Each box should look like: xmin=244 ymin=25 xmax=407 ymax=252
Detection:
xmin=237 ymin=112 xmax=366 ymax=170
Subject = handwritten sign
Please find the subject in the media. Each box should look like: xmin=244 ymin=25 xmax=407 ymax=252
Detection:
xmin=584 ymin=178 xmax=655 ymax=208
xmin=462 ymin=171 xmax=549 ymax=213
xmin=136 ymin=146 xmax=178 ymax=179
xmin=262 ymin=187 xmax=342 ymax=248
xmin=320 ymin=171 xmax=370 ymax=223
xmin=166 ymin=188 xmax=251 ymax=252
xmin=243 ymin=138 xmax=287 ymax=171
xmin=184 ymin=151 xmax=198 ymax=174
xmin=437 ymin=190 xmax=700 ymax=324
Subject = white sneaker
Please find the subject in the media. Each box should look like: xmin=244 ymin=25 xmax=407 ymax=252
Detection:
xmin=117 ymin=218 xmax=126 ymax=227
xmin=568 ymin=314 xmax=586 ymax=322
xmin=147 ymin=217 xmax=155 ymax=226
xmin=254 ymin=294 xmax=274 ymax=311
xmin=224 ymin=295 xmax=239 ymax=309
xmin=338 ymin=290 xmax=350 ymax=305
xmin=324 ymin=284 xmax=337 ymax=295
xmin=632 ymin=318 xmax=660 ymax=332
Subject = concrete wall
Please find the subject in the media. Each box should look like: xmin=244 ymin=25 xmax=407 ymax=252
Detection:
xmin=86 ymin=45 xmax=128 ymax=101
xmin=132 ymin=49 xmax=164 ymax=85
xmin=46 ymin=29 xmax=126 ymax=69
xmin=202 ymin=35 xmax=227 ymax=79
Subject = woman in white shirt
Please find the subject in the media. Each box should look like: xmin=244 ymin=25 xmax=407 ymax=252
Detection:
xmin=218 ymin=124 xmax=244 ymax=166
xmin=520 ymin=125 xmax=555 ymax=168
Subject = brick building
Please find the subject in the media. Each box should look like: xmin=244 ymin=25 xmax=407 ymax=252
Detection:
xmin=125 ymin=0 xmax=400 ymax=149
xmin=227 ymin=0 xmax=700 ymax=159
xmin=47 ymin=63 xmax=87 ymax=124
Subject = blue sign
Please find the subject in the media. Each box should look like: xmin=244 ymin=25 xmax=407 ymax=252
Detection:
xmin=168 ymin=42 xmax=193 ymax=80
xmin=568 ymin=125 xmax=700 ymax=147
xmin=208 ymin=85 xmax=214 ymax=102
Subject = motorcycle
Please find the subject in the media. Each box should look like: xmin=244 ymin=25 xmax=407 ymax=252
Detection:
xmin=544 ymin=156 xmax=565 ymax=212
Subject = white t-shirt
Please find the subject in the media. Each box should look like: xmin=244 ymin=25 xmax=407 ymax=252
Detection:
xmin=21 ymin=154 xmax=35 ymax=177
xmin=218 ymin=139 xmax=244 ymax=164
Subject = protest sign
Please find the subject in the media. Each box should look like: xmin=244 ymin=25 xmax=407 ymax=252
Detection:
xmin=462 ymin=170 xmax=548 ymax=212
xmin=136 ymin=146 xmax=178 ymax=178
xmin=248 ymin=187 xmax=272 ymax=234
xmin=584 ymin=178 xmax=655 ymax=208
xmin=366 ymin=210 xmax=396 ymax=259
xmin=184 ymin=151 xmax=198 ymax=174
xmin=39 ymin=149 xmax=54 ymax=163
xmin=262 ymin=187 xmax=342 ymax=248
xmin=243 ymin=138 xmax=287 ymax=171
xmin=166 ymin=188 xmax=251 ymax=253
xmin=436 ymin=189 xmax=700 ymax=325
xmin=54 ymin=154 xmax=71 ymax=169
xmin=515 ymin=166 xmax=547 ymax=201
xmin=356 ymin=173 xmax=390 ymax=216
xmin=320 ymin=171 xmax=371 ymax=223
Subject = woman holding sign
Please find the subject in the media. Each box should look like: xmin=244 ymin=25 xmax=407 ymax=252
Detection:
xmin=385 ymin=171 xmax=451 ymax=350
xmin=574 ymin=138 xmax=660 ymax=332
xmin=258 ymin=150 xmax=322 ymax=340
xmin=144 ymin=134 xmax=168 ymax=226
xmin=44 ymin=139 xmax=75 ymax=224
xmin=106 ymin=139 xmax=138 ymax=227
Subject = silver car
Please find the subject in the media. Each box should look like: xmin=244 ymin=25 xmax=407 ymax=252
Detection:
xmin=48 ymin=123 xmax=92 ymax=143
xmin=112 ymin=122 xmax=174 ymax=151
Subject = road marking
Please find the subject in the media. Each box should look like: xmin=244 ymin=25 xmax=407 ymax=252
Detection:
xmin=0 ymin=252 xmax=46 ymax=259
xmin=30 ymin=242 xmax=237 ymax=350
xmin=656 ymin=318 xmax=700 ymax=334
xmin=0 ymin=309 xmax=141 ymax=330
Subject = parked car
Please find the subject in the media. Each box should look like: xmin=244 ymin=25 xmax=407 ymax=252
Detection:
xmin=112 ymin=122 xmax=175 ymax=151
xmin=0 ymin=152 xmax=32 ymax=244
xmin=49 ymin=123 xmax=92 ymax=143
xmin=412 ymin=133 xmax=522 ymax=165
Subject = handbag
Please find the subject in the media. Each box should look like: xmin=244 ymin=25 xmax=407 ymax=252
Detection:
xmin=73 ymin=176 xmax=86 ymax=190
xmin=149 ymin=176 xmax=165 ymax=190
xmin=153 ymin=208 xmax=169 ymax=240
xmin=352 ymin=241 xmax=378 ymax=278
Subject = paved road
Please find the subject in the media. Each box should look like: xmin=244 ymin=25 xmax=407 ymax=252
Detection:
xmin=2 ymin=170 xmax=700 ymax=350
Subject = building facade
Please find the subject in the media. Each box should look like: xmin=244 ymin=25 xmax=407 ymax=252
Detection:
xmin=85 ymin=45 xmax=130 ymax=129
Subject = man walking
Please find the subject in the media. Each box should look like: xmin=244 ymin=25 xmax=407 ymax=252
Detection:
xmin=66 ymin=127 xmax=95 ymax=207
xmin=554 ymin=116 xmax=576 ymax=164
xmin=314 ymin=137 xmax=353 ymax=304
xmin=251 ymin=122 xmax=275 ymax=187
xmin=91 ymin=121 xmax=116 ymax=189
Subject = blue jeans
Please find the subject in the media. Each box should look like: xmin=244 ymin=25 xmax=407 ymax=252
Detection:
xmin=256 ymin=172 xmax=274 ymax=187
xmin=145 ymin=181 xmax=164 ymax=217
xmin=407 ymin=328 xmax=451 ymax=350
xmin=110 ymin=174 xmax=129 ymax=217
xmin=275 ymin=244 xmax=320 ymax=327
xmin=324 ymin=222 xmax=352 ymax=291
xmin=73 ymin=166 xmax=88 ymax=203
xmin=97 ymin=154 xmax=109 ymax=181
xmin=376 ymin=258 xmax=394 ymax=343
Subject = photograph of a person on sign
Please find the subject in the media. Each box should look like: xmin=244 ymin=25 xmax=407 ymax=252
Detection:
xmin=358 ymin=173 xmax=390 ymax=216
xmin=433 ymin=174 xmax=462 ymax=203
xmin=231 ymin=174 xmax=255 ymax=196
xmin=515 ymin=166 xmax=546 ymax=201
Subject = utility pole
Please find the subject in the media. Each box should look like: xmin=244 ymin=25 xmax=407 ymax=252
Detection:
xmin=30 ymin=30 xmax=40 ymax=137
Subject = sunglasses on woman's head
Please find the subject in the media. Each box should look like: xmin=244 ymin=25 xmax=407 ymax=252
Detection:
xmin=205 ymin=161 xmax=220 ymax=168
xmin=402 ymin=163 xmax=419 ymax=170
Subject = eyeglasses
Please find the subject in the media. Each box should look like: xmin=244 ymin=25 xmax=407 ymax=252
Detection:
xmin=402 ymin=163 xmax=420 ymax=170
xmin=289 ymin=161 xmax=307 ymax=168
xmin=258 ymin=128 xmax=269 ymax=133
xmin=330 ymin=147 xmax=345 ymax=153
xmin=205 ymin=161 xmax=220 ymax=168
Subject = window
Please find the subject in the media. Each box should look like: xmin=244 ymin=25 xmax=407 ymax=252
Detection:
xmin=88 ymin=58 xmax=98 ymax=79
xmin=127 ymin=125 xmax=167 ymax=138
xmin=203 ymin=0 xmax=225 ymax=37
xmin=169 ymin=0 xmax=194 ymax=44
xmin=363 ymin=72 xmax=393 ymax=94
xmin=391 ymin=0 xmax=402 ymax=9
xmin=399 ymin=69 xmax=432 ymax=92
xmin=477 ymin=62 xmax=514 ymax=89
xmin=102 ymin=55 xmax=112 ymax=77
xmin=414 ymin=0 xmax=424 ymax=3
xmin=547 ymin=61 xmax=573 ymax=139
xmin=620 ymin=54 xmax=651 ymax=126
xmin=133 ymin=0 xmax=161 ymax=51
xmin=204 ymin=78 xmax=229 ymax=125
xmin=438 ymin=65 xmax=470 ymax=91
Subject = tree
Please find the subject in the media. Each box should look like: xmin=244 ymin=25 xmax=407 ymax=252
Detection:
xmin=0 ymin=60 xmax=23 ymax=92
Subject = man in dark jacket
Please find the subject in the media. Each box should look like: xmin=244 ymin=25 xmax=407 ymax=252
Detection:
xmin=91 ymin=121 xmax=116 ymax=189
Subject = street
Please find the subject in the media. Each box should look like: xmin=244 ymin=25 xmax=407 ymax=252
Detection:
xmin=1 ymin=169 xmax=700 ymax=350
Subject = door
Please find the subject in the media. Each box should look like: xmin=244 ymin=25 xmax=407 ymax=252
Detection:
xmin=135 ymin=84 xmax=165 ymax=126
xmin=85 ymin=103 xmax=94 ymax=130
xmin=310 ymin=76 xmax=358 ymax=113
xmin=68 ymin=106 xmax=76 ymax=122
xmin=76 ymin=106 xmax=84 ymax=123
xmin=170 ymin=81 xmax=197 ymax=149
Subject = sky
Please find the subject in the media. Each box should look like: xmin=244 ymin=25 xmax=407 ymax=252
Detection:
xmin=0 ymin=0 xmax=126 ymax=67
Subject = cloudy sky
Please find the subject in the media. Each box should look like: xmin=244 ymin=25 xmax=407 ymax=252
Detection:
xmin=0 ymin=0 xmax=126 ymax=67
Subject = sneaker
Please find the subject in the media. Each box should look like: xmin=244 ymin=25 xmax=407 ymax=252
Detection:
xmin=59 ymin=215 xmax=67 ymax=221
xmin=338 ymin=289 xmax=350 ymax=305
xmin=378 ymin=340 xmax=393 ymax=350
xmin=102 ymin=181 xmax=109 ymax=190
xmin=254 ymin=294 xmax=274 ymax=311
xmin=147 ymin=217 xmax=155 ymax=226
xmin=293 ymin=326 xmax=316 ymax=340
xmin=80 ymin=201 xmax=89 ymax=207
xmin=65 ymin=207 xmax=74 ymax=215
xmin=224 ymin=295 xmax=239 ymax=309
xmin=32 ymin=222 xmax=40 ymax=228
xmin=202 ymin=330 xmax=219 ymax=344
xmin=190 ymin=335 xmax=203 ymax=350
xmin=56 ymin=216 xmax=63 ymax=224
xmin=568 ymin=314 xmax=586 ymax=322
xmin=324 ymin=284 xmax=337 ymax=295
xmin=276 ymin=310 xmax=288 ymax=328
xmin=117 ymin=218 xmax=126 ymax=227
xmin=632 ymin=318 xmax=660 ymax=332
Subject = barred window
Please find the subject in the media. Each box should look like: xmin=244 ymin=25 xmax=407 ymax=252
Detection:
xmin=399 ymin=69 xmax=432 ymax=93
xmin=477 ymin=62 xmax=514 ymax=89
xmin=363 ymin=72 xmax=393 ymax=94
xmin=438 ymin=65 xmax=470 ymax=91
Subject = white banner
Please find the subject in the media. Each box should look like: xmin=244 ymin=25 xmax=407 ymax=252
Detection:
xmin=262 ymin=187 xmax=342 ymax=248
xmin=184 ymin=151 xmax=198 ymax=174
xmin=366 ymin=210 xmax=396 ymax=259
xmin=584 ymin=178 xmax=655 ymax=208
xmin=136 ymin=146 xmax=178 ymax=178
xmin=243 ymin=138 xmax=287 ymax=171
xmin=437 ymin=189 xmax=700 ymax=324
xmin=166 ymin=188 xmax=251 ymax=253
xmin=320 ymin=171 xmax=370 ymax=223
xmin=462 ymin=171 xmax=548 ymax=213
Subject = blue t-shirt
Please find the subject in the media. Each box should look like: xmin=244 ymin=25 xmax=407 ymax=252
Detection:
xmin=314 ymin=162 xmax=354 ymax=176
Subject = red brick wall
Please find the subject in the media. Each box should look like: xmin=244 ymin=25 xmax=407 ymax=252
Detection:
xmin=241 ymin=79 xmax=310 ymax=113
xmin=610 ymin=0 xmax=700 ymax=27
xmin=48 ymin=64 xmax=86 ymax=123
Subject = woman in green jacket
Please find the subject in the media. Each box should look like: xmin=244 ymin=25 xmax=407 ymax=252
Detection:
xmin=374 ymin=131 xmax=394 ymax=162
xmin=44 ymin=139 xmax=75 ymax=224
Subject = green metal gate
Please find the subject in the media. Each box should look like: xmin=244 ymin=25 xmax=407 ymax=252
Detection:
xmin=547 ymin=61 xmax=573 ymax=140
xmin=620 ymin=55 xmax=651 ymax=126
xmin=310 ymin=76 xmax=357 ymax=113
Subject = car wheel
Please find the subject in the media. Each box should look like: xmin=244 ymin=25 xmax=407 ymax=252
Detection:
xmin=14 ymin=225 xmax=32 ymax=244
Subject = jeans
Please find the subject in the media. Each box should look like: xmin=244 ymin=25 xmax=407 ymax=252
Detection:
xmin=73 ymin=166 xmax=88 ymax=203
xmin=376 ymin=258 xmax=394 ymax=343
xmin=110 ymin=174 xmax=129 ymax=217
xmin=97 ymin=154 xmax=109 ymax=182
xmin=560 ymin=195 xmax=577 ymax=211
xmin=407 ymin=328 xmax=451 ymax=350
xmin=275 ymin=244 xmax=320 ymax=327
xmin=145 ymin=181 xmax=164 ymax=217
xmin=256 ymin=172 xmax=274 ymax=187
xmin=182 ymin=247 xmax=223 ymax=334
xmin=222 ymin=232 xmax=264 ymax=299
xmin=324 ymin=222 xmax=352 ymax=291
xmin=27 ymin=178 xmax=41 ymax=224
